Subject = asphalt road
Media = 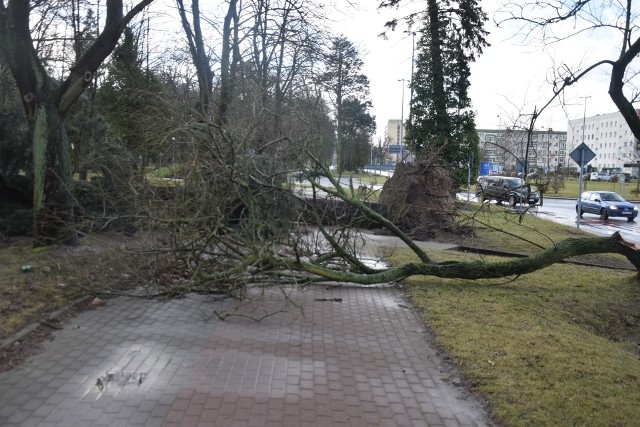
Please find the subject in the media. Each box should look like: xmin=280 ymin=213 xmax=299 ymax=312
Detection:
xmin=459 ymin=192 xmax=640 ymax=245
xmin=536 ymin=197 xmax=640 ymax=245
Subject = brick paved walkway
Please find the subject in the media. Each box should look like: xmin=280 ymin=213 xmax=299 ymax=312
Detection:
xmin=0 ymin=283 xmax=491 ymax=426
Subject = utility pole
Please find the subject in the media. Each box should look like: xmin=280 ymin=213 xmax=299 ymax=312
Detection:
xmin=577 ymin=96 xmax=591 ymax=230
xmin=398 ymin=79 xmax=406 ymax=163
xmin=409 ymin=32 xmax=416 ymax=125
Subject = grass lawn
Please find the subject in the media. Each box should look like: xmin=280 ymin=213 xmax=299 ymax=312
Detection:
xmin=461 ymin=177 xmax=640 ymax=201
xmin=537 ymin=178 xmax=640 ymax=200
xmin=389 ymin=206 xmax=640 ymax=426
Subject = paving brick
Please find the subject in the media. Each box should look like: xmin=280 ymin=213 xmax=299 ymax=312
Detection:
xmin=0 ymin=280 xmax=491 ymax=426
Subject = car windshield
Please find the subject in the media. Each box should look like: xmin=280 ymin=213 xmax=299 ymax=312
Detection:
xmin=506 ymin=178 xmax=524 ymax=187
xmin=600 ymin=192 xmax=626 ymax=202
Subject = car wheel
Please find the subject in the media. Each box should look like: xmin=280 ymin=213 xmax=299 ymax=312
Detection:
xmin=600 ymin=209 xmax=609 ymax=220
xmin=508 ymin=195 xmax=517 ymax=207
xmin=575 ymin=206 xmax=583 ymax=217
xmin=628 ymin=217 xmax=635 ymax=222
xmin=477 ymin=193 xmax=484 ymax=203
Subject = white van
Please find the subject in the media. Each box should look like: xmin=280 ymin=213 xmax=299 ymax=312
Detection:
xmin=590 ymin=172 xmax=611 ymax=181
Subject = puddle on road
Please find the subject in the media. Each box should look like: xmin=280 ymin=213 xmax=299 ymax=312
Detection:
xmin=96 ymin=371 xmax=147 ymax=391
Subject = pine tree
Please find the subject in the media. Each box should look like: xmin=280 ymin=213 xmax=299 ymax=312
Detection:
xmin=95 ymin=27 xmax=166 ymax=169
xmin=405 ymin=0 xmax=488 ymax=184
xmin=320 ymin=37 xmax=371 ymax=173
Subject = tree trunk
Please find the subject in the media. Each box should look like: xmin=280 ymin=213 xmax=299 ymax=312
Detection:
xmin=176 ymin=0 xmax=213 ymax=117
xmin=427 ymin=0 xmax=446 ymax=130
xmin=279 ymin=232 xmax=640 ymax=285
xmin=32 ymin=98 xmax=78 ymax=246
xmin=219 ymin=0 xmax=238 ymax=125
xmin=336 ymin=51 xmax=344 ymax=174
xmin=609 ymin=36 xmax=640 ymax=142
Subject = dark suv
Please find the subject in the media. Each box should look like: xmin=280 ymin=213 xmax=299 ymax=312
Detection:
xmin=476 ymin=176 xmax=539 ymax=206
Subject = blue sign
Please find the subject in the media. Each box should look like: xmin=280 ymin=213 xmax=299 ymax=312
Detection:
xmin=479 ymin=162 xmax=491 ymax=175
xmin=388 ymin=144 xmax=404 ymax=154
xmin=569 ymin=143 xmax=596 ymax=166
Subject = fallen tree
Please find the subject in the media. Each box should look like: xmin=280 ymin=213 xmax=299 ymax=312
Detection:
xmin=101 ymin=118 xmax=640 ymax=297
xmin=169 ymin=145 xmax=640 ymax=292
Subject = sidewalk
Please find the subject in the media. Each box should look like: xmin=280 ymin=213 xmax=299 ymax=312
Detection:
xmin=0 ymin=281 xmax=491 ymax=426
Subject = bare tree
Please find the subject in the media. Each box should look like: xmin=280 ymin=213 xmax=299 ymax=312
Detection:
xmin=497 ymin=0 xmax=640 ymax=141
xmin=176 ymin=0 xmax=216 ymax=118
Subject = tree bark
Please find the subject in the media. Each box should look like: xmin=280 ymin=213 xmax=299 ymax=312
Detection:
xmin=277 ymin=232 xmax=640 ymax=285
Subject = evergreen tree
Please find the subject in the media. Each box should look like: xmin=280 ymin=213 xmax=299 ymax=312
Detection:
xmin=405 ymin=0 xmax=488 ymax=184
xmin=341 ymin=97 xmax=376 ymax=171
xmin=96 ymin=27 xmax=167 ymax=169
xmin=320 ymin=37 xmax=371 ymax=173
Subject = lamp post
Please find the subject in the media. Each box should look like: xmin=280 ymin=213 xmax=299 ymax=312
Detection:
xmin=579 ymin=96 xmax=591 ymax=174
xmin=410 ymin=32 xmax=416 ymax=125
xmin=398 ymin=78 xmax=406 ymax=163
xmin=547 ymin=128 xmax=552 ymax=173
xmin=577 ymin=96 xmax=591 ymax=230
xmin=403 ymin=30 xmax=418 ymax=126
xmin=580 ymin=97 xmax=591 ymax=145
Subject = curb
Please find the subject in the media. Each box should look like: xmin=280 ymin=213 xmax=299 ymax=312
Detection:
xmin=0 ymin=295 xmax=92 ymax=352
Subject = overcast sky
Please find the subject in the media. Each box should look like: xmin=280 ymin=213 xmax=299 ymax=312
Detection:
xmin=333 ymin=0 xmax=625 ymax=141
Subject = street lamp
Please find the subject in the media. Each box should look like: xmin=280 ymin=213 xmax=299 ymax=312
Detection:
xmin=403 ymin=30 xmax=418 ymax=126
xmin=580 ymin=96 xmax=591 ymax=145
xmin=410 ymin=32 xmax=416 ymax=125
xmin=579 ymin=96 xmax=592 ymax=173
xmin=398 ymin=78 xmax=407 ymax=163
xmin=547 ymin=128 xmax=553 ymax=173
xmin=577 ymin=96 xmax=591 ymax=230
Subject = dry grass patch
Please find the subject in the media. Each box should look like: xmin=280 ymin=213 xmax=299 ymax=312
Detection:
xmin=0 ymin=233 xmax=159 ymax=341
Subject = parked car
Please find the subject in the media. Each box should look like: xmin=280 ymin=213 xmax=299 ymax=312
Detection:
xmin=576 ymin=191 xmax=638 ymax=221
xmin=476 ymin=175 xmax=539 ymax=206
xmin=590 ymin=172 xmax=611 ymax=181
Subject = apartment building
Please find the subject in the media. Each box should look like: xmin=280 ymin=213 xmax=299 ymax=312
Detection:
xmin=566 ymin=110 xmax=640 ymax=173
xmin=387 ymin=119 xmax=403 ymax=145
xmin=386 ymin=119 xmax=412 ymax=163
xmin=477 ymin=128 xmax=567 ymax=174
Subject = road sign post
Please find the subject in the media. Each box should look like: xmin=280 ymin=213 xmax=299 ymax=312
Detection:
xmin=569 ymin=143 xmax=596 ymax=230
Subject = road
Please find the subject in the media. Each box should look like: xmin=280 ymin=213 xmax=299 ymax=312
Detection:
xmin=536 ymin=197 xmax=640 ymax=245
xmin=459 ymin=192 xmax=640 ymax=245
xmin=296 ymin=182 xmax=640 ymax=245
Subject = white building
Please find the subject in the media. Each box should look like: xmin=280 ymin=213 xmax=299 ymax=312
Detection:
xmin=477 ymin=128 xmax=567 ymax=174
xmin=566 ymin=110 xmax=640 ymax=173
